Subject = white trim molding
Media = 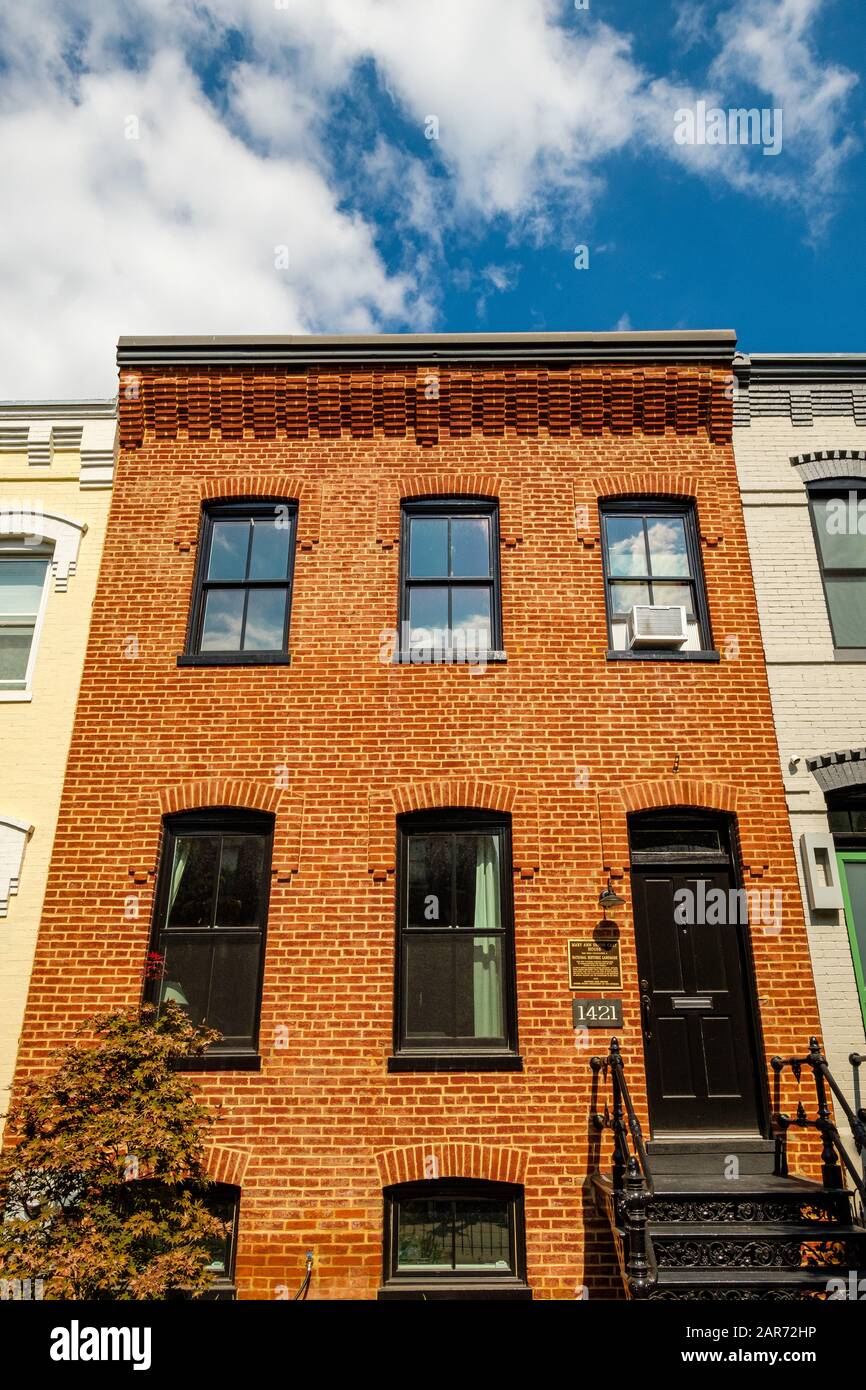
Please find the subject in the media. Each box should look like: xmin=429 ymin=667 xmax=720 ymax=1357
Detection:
xmin=0 ymin=400 xmax=117 ymax=487
xmin=0 ymin=817 xmax=34 ymax=917
xmin=0 ymin=509 xmax=88 ymax=591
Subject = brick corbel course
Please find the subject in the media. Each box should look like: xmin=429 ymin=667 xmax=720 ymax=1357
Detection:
xmin=374 ymin=1142 xmax=530 ymax=1188
xmin=367 ymin=780 xmax=540 ymax=880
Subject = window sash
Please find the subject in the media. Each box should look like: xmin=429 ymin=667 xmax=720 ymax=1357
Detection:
xmin=383 ymin=1182 xmax=526 ymax=1285
xmin=399 ymin=502 xmax=502 ymax=654
xmin=600 ymin=503 xmax=709 ymax=651
xmin=189 ymin=504 xmax=297 ymax=656
xmin=0 ymin=552 xmax=51 ymax=688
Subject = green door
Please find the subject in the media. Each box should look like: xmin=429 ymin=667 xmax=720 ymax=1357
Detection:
xmin=837 ymin=851 xmax=866 ymax=1032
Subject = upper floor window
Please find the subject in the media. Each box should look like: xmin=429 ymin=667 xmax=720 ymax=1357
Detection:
xmin=146 ymin=811 xmax=273 ymax=1060
xmin=808 ymin=480 xmax=866 ymax=650
xmin=0 ymin=543 xmax=52 ymax=695
xmin=399 ymin=499 xmax=502 ymax=661
xmin=380 ymin=1180 xmax=529 ymax=1299
xmin=184 ymin=502 xmax=296 ymax=664
xmin=392 ymin=811 xmax=518 ymax=1067
xmin=600 ymin=502 xmax=711 ymax=656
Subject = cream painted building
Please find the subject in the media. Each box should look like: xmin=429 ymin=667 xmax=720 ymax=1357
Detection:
xmin=0 ymin=400 xmax=116 ymax=1132
xmin=734 ymin=354 xmax=866 ymax=1150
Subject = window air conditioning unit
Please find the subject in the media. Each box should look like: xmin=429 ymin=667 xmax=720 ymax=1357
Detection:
xmin=626 ymin=605 xmax=688 ymax=649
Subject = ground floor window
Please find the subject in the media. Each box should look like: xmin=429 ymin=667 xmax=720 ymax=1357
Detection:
xmin=379 ymin=1180 xmax=530 ymax=1299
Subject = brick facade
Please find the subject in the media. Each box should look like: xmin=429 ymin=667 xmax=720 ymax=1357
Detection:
xmin=11 ymin=341 xmax=825 ymax=1300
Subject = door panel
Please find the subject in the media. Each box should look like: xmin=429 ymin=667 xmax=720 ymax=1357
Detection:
xmin=632 ymin=866 xmax=762 ymax=1134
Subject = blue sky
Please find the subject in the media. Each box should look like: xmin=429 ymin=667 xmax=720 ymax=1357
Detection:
xmin=0 ymin=0 xmax=863 ymax=395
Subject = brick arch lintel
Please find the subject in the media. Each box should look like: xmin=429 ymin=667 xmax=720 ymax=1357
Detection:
xmin=374 ymin=1142 xmax=530 ymax=1188
xmin=790 ymin=450 xmax=866 ymax=485
xmin=126 ymin=779 xmax=303 ymax=885
xmin=205 ymin=1143 xmax=251 ymax=1188
xmin=573 ymin=475 xmax=723 ymax=549
xmin=368 ymin=781 xmax=539 ymax=880
xmin=376 ymin=474 xmax=524 ymax=549
xmin=597 ymin=778 xmax=769 ymax=880
xmin=172 ymin=475 xmax=321 ymax=552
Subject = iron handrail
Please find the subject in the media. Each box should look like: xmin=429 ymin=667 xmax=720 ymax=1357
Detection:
xmin=590 ymin=1037 xmax=656 ymax=1297
xmin=771 ymin=1037 xmax=866 ymax=1220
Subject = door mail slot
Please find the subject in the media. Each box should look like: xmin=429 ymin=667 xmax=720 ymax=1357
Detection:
xmin=671 ymin=996 xmax=712 ymax=1010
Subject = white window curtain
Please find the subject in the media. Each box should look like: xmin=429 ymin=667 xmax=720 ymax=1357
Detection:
xmin=473 ymin=836 xmax=503 ymax=1037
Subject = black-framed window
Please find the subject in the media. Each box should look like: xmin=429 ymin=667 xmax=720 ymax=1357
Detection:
xmin=828 ymin=787 xmax=866 ymax=837
xmin=392 ymin=811 xmax=518 ymax=1066
xmin=170 ymin=1184 xmax=240 ymax=1301
xmin=398 ymin=499 xmax=502 ymax=660
xmin=183 ymin=500 xmax=297 ymax=664
xmin=380 ymin=1180 xmax=529 ymax=1299
xmin=808 ymin=479 xmax=866 ymax=650
xmin=600 ymin=500 xmax=712 ymax=655
xmin=145 ymin=811 xmax=273 ymax=1058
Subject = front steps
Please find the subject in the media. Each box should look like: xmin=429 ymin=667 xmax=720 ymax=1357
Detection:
xmin=593 ymin=1145 xmax=866 ymax=1301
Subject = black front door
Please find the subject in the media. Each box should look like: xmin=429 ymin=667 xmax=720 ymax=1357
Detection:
xmin=632 ymin=865 xmax=763 ymax=1135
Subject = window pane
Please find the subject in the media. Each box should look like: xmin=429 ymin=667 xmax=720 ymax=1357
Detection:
xmin=215 ymin=836 xmax=266 ymax=928
xmin=454 ymin=834 xmax=501 ymax=929
xmin=408 ymin=586 xmax=448 ymax=646
xmin=652 ymin=582 xmax=695 ymax=616
xmin=825 ymin=577 xmax=866 ymax=647
xmin=404 ymin=935 xmax=505 ymax=1042
xmin=207 ymin=521 xmax=250 ymax=581
xmin=646 ymin=516 xmax=690 ymax=576
xmin=840 ymin=859 xmax=866 ymax=1009
xmin=242 ymin=588 xmax=287 ymax=651
xmin=407 ymin=835 xmax=452 ymax=928
xmin=409 ymin=518 xmax=448 ymax=577
xmin=812 ymin=495 xmax=866 ymax=570
xmin=404 ymin=935 xmax=455 ymax=1039
xmin=0 ymin=559 xmax=48 ymax=616
xmin=451 ymin=517 xmax=490 ymax=577
xmin=200 ymin=589 xmax=245 ymax=651
xmin=248 ymin=517 xmax=291 ymax=580
xmin=157 ymin=939 xmax=211 ymax=1022
xmin=609 ymin=581 xmax=651 ymax=614
xmin=165 ymin=836 xmax=220 ymax=929
xmin=453 ymin=1201 xmax=512 ymax=1270
xmin=605 ymin=516 xmax=647 ymax=577
xmin=396 ymin=1201 xmax=451 ymax=1269
xmin=0 ymin=628 xmax=34 ymax=681
xmin=208 ymin=938 xmax=261 ymax=1046
xmin=451 ymin=587 xmax=492 ymax=650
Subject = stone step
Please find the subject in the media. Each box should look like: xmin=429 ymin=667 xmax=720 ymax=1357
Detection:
xmin=646 ymin=1138 xmax=777 ymax=1176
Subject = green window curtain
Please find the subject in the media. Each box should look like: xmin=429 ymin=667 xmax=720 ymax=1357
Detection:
xmin=473 ymin=836 xmax=503 ymax=1038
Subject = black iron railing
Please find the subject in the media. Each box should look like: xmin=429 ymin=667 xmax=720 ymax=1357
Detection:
xmin=771 ymin=1037 xmax=866 ymax=1220
xmin=590 ymin=1037 xmax=655 ymax=1296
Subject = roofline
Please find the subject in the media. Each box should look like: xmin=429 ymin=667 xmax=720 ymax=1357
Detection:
xmin=735 ymin=352 xmax=866 ymax=384
xmin=0 ymin=399 xmax=117 ymax=419
xmin=116 ymin=330 xmax=737 ymax=369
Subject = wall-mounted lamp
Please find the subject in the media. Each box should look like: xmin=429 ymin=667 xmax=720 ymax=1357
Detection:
xmin=598 ymin=878 xmax=625 ymax=914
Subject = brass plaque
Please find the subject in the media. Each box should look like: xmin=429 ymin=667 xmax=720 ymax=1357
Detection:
xmin=568 ymin=936 xmax=622 ymax=991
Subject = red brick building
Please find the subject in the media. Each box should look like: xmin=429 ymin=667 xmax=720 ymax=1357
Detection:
xmin=11 ymin=331 xmax=851 ymax=1300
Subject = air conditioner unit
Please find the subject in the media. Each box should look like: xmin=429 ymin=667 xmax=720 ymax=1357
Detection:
xmin=626 ymin=605 xmax=688 ymax=648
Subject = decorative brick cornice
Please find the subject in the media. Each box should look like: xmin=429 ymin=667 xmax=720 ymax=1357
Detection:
xmin=376 ymin=474 xmax=524 ymax=549
xmin=598 ymin=778 xmax=769 ymax=879
xmin=374 ymin=1142 xmax=529 ymax=1188
xmin=205 ymin=1144 xmax=251 ymax=1188
xmin=118 ymin=366 xmax=734 ymax=450
xmin=125 ymin=781 xmax=303 ymax=884
xmin=171 ymin=475 xmax=320 ymax=552
xmin=367 ymin=781 xmax=540 ymax=880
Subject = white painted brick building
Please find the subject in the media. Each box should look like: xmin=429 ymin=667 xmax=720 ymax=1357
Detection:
xmin=734 ymin=353 xmax=866 ymax=1153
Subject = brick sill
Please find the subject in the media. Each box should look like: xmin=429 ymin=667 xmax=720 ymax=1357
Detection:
xmin=606 ymin=649 xmax=721 ymax=663
xmin=171 ymin=1054 xmax=262 ymax=1072
xmin=388 ymin=1053 xmax=523 ymax=1073
xmin=177 ymin=653 xmax=291 ymax=668
xmin=377 ymin=1283 xmax=532 ymax=1300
